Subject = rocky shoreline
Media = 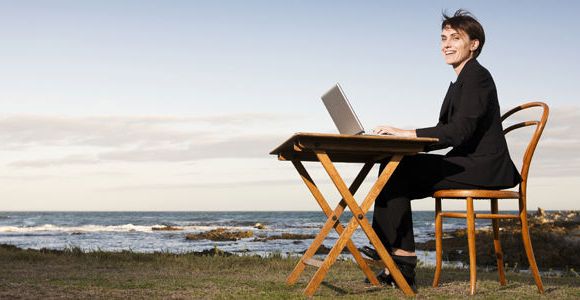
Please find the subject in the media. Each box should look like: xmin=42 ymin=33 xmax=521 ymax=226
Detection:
xmin=415 ymin=209 xmax=580 ymax=269
xmin=184 ymin=228 xmax=316 ymax=242
xmin=175 ymin=209 xmax=579 ymax=269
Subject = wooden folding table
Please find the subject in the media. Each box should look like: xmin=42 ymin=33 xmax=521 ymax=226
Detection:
xmin=270 ymin=132 xmax=437 ymax=296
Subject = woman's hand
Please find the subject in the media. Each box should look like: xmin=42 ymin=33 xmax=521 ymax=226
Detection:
xmin=373 ymin=125 xmax=417 ymax=138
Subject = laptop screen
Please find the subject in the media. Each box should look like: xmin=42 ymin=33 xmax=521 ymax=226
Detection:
xmin=321 ymin=83 xmax=365 ymax=135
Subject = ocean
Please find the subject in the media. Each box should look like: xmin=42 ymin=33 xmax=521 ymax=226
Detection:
xmin=0 ymin=211 xmax=490 ymax=265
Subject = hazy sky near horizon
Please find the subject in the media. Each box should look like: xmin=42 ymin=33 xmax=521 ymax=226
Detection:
xmin=0 ymin=1 xmax=578 ymax=211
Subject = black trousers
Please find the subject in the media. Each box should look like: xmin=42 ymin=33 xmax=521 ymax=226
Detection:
xmin=372 ymin=153 xmax=493 ymax=252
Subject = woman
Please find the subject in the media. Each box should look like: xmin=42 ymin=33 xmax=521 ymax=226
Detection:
xmin=361 ymin=10 xmax=521 ymax=291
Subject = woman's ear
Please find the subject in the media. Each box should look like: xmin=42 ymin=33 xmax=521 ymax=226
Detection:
xmin=470 ymin=40 xmax=480 ymax=52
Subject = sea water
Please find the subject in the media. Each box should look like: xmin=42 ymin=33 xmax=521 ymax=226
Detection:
xmin=0 ymin=211 xmax=488 ymax=265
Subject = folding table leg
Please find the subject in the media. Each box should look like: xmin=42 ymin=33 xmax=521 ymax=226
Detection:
xmin=303 ymin=152 xmax=415 ymax=296
xmin=286 ymin=161 xmax=379 ymax=286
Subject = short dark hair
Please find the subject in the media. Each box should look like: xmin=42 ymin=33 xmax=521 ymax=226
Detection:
xmin=442 ymin=9 xmax=485 ymax=58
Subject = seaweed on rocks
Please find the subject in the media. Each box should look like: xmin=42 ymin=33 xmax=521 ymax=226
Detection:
xmin=185 ymin=228 xmax=254 ymax=241
xmin=252 ymin=233 xmax=316 ymax=242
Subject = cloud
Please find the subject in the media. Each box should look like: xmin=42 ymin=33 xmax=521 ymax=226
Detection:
xmin=0 ymin=115 xmax=204 ymax=148
xmin=7 ymin=155 xmax=99 ymax=168
xmin=1 ymin=113 xmax=294 ymax=167
xmin=0 ymin=113 xmax=296 ymax=149
xmin=98 ymin=135 xmax=282 ymax=162
xmin=102 ymin=178 xmax=303 ymax=191
xmin=2 ymin=107 xmax=578 ymax=178
xmin=502 ymin=105 xmax=580 ymax=177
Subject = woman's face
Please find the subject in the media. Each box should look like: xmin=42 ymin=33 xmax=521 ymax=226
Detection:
xmin=441 ymin=26 xmax=479 ymax=69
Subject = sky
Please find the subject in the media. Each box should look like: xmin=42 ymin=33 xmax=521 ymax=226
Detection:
xmin=0 ymin=1 xmax=578 ymax=211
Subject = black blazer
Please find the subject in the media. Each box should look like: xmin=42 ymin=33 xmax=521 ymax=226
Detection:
xmin=416 ymin=59 xmax=521 ymax=188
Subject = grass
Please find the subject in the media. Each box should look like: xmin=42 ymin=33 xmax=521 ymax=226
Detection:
xmin=0 ymin=244 xmax=578 ymax=299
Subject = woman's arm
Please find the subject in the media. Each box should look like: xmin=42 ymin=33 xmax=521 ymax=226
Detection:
xmin=416 ymin=70 xmax=492 ymax=148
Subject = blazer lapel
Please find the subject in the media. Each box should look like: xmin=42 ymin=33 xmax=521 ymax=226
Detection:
xmin=439 ymin=82 xmax=454 ymax=122
xmin=442 ymin=59 xmax=478 ymax=122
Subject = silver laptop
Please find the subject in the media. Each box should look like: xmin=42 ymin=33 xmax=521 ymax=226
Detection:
xmin=321 ymin=83 xmax=376 ymax=135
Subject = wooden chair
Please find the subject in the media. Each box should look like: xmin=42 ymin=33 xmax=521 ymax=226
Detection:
xmin=431 ymin=102 xmax=549 ymax=295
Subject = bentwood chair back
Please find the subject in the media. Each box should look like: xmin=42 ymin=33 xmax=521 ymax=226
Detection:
xmin=431 ymin=102 xmax=549 ymax=295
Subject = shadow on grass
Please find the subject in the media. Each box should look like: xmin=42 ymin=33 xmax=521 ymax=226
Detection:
xmin=320 ymin=281 xmax=391 ymax=296
xmin=427 ymin=266 xmax=579 ymax=292
xmin=320 ymin=282 xmax=349 ymax=295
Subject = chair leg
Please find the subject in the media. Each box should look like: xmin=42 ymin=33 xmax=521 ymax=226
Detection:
xmin=466 ymin=197 xmax=477 ymax=295
xmin=433 ymin=198 xmax=443 ymax=287
xmin=491 ymin=199 xmax=506 ymax=285
xmin=520 ymin=209 xmax=545 ymax=293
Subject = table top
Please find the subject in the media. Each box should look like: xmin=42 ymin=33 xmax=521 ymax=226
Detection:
xmin=270 ymin=132 xmax=438 ymax=163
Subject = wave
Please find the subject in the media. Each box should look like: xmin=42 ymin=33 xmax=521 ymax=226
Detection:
xmin=0 ymin=224 xmax=154 ymax=233
xmin=0 ymin=224 xmax=258 ymax=234
xmin=182 ymin=221 xmax=270 ymax=228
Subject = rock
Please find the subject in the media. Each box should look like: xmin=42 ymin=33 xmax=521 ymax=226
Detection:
xmin=254 ymin=223 xmax=266 ymax=230
xmin=537 ymin=207 xmax=545 ymax=216
xmin=152 ymin=225 xmax=183 ymax=231
xmin=266 ymin=233 xmax=315 ymax=240
xmin=185 ymin=228 xmax=254 ymax=241
xmin=416 ymin=210 xmax=580 ymax=269
xmin=192 ymin=247 xmax=233 ymax=257
xmin=252 ymin=233 xmax=316 ymax=242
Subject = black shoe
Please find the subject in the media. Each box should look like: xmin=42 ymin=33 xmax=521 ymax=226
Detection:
xmin=359 ymin=245 xmax=381 ymax=260
xmin=360 ymin=247 xmax=418 ymax=293
xmin=359 ymin=246 xmax=418 ymax=267
xmin=365 ymin=269 xmax=395 ymax=286
xmin=364 ymin=268 xmax=417 ymax=293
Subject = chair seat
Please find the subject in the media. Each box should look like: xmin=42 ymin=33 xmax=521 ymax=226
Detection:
xmin=433 ymin=189 xmax=520 ymax=199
